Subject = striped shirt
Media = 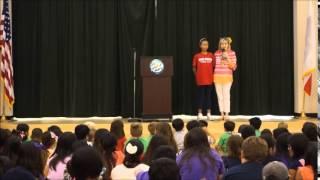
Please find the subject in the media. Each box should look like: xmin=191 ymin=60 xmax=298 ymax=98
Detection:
xmin=213 ymin=50 xmax=237 ymax=84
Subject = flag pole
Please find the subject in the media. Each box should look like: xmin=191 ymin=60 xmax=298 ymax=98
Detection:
xmin=300 ymin=91 xmax=306 ymax=118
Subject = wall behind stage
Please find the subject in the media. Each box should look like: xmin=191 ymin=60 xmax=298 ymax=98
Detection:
xmin=12 ymin=0 xmax=294 ymax=117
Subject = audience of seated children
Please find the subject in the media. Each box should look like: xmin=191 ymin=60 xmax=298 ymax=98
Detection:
xmin=111 ymin=139 xmax=149 ymax=180
xmin=155 ymin=122 xmax=178 ymax=153
xmin=199 ymin=120 xmax=216 ymax=145
xmin=30 ymin=128 xmax=43 ymax=149
xmin=172 ymin=118 xmax=186 ymax=151
xmin=14 ymin=123 xmax=30 ymax=142
xmin=0 ymin=119 xmax=318 ymax=180
xmin=126 ymin=123 xmax=148 ymax=152
xmin=143 ymin=135 xmax=169 ymax=165
xmin=46 ymin=132 xmax=77 ymax=179
xmin=222 ymin=135 xmax=243 ymax=171
xmin=249 ymin=117 xmax=262 ymax=136
xmin=74 ymin=124 xmax=90 ymax=145
xmin=66 ymin=146 xmax=103 ymax=180
xmin=217 ymin=120 xmax=235 ymax=155
xmin=177 ymin=127 xmax=224 ymax=180
xmin=148 ymin=158 xmax=180 ymax=180
xmin=260 ymin=134 xmax=277 ymax=165
xmin=274 ymin=132 xmax=291 ymax=167
xmin=110 ymin=119 xmax=127 ymax=152
xmin=262 ymin=161 xmax=289 ymax=180
xmin=224 ymin=136 xmax=268 ymax=180
xmin=41 ymin=131 xmax=57 ymax=158
xmin=186 ymin=120 xmax=200 ymax=131
xmin=145 ymin=122 xmax=157 ymax=149
xmin=137 ymin=145 xmax=177 ymax=180
xmin=239 ymin=125 xmax=256 ymax=140
xmin=84 ymin=121 xmax=97 ymax=146
xmin=287 ymin=133 xmax=309 ymax=179
xmin=301 ymin=122 xmax=317 ymax=143
xmin=93 ymin=128 xmax=124 ymax=180
xmin=295 ymin=143 xmax=317 ymax=180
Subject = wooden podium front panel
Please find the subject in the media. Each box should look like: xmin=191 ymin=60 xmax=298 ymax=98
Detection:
xmin=142 ymin=77 xmax=172 ymax=118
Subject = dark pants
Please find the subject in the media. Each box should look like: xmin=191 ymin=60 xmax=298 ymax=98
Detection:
xmin=196 ymin=85 xmax=213 ymax=110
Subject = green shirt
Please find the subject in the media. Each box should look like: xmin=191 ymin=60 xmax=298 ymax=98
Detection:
xmin=255 ymin=130 xmax=261 ymax=137
xmin=217 ymin=131 xmax=233 ymax=154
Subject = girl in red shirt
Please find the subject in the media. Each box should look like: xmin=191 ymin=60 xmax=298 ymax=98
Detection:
xmin=192 ymin=38 xmax=215 ymax=120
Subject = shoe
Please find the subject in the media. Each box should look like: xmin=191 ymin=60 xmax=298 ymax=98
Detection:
xmin=197 ymin=113 xmax=203 ymax=120
xmin=207 ymin=113 xmax=211 ymax=121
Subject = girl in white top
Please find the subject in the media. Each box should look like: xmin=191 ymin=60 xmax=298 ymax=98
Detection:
xmin=111 ymin=139 xmax=149 ymax=180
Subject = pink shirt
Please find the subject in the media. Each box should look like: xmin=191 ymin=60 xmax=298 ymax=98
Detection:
xmin=47 ymin=156 xmax=71 ymax=180
xmin=213 ymin=50 xmax=237 ymax=84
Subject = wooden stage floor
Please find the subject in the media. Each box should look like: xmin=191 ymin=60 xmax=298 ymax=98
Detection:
xmin=0 ymin=117 xmax=317 ymax=139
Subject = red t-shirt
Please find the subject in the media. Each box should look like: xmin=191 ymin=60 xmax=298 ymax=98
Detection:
xmin=192 ymin=52 xmax=215 ymax=85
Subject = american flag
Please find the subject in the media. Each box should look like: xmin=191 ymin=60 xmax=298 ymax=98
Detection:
xmin=0 ymin=0 xmax=14 ymax=106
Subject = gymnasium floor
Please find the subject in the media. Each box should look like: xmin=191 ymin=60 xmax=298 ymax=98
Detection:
xmin=0 ymin=117 xmax=317 ymax=140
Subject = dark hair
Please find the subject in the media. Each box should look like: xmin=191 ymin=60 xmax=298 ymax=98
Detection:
xmin=261 ymin=129 xmax=272 ymax=137
xmin=260 ymin=134 xmax=275 ymax=150
xmin=288 ymin=133 xmax=309 ymax=159
xmin=68 ymin=147 xmax=103 ymax=180
xmin=242 ymin=136 xmax=268 ymax=162
xmin=130 ymin=123 xmax=143 ymax=137
xmin=48 ymin=125 xmax=63 ymax=137
xmin=41 ymin=131 xmax=56 ymax=149
xmin=31 ymin=128 xmax=43 ymax=141
xmin=110 ymin=120 xmax=125 ymax=139
xmin=237 ymin=124 xmax=247 ymax=133
xmin=199 ymin=37 xmax=208 ymax=45
xmin=0 ymin=128 xmax=11 ymax=149
xmin=149 ymin=158 xmax=180 ymax=180
xmin=224 ymin=121 xmax=235 ymax=131
xmin=275 ymin=133 xmax=290 ymax=157
xmin=49 ymin=132 xmax=77 ymax=171
xmin=180 ymin=128 xmax=216 ymax=172
xmin=198 ymin=120 xmax=208 ymax=127
xmin=249 ymin=117 xmax=262 ymax=130
xmin=304 ymin=142 xmax=317 ymax=179
xmin=123 ymin=139 xmax=144 ymax=168
xmin=93 ymin=128 xmax=116 ymax=178
xmin=143 ymin=135 xmax=169 ymax=165
xmin=240 ymin=125 xmax=255 ymax=139
xmin=155 ymin=122 xmax=178 ymax=152
xmin=301 ymin=122 xmax=317 ymax=141
xmin=172 ymin=119 xmax=184 ymax=131
xmin=74 ymin=124 xmax=90 ymax=140
xmin=16 ymin=123 xmax=29 ymax=141
xmin=0 ymin=156 xmax=13 ymax=177
xmin=2 ymin=135 xmax=21 ymax=164
xmin=227 ymin=135 xmax=243 ymax=158
xmin=151 ymin=145 xmax=176 ymax=161
xmin=273 ymin=128 xmax=289 ymax=140
xmin=17 ymin=142 xmax=44 ymax=178
xmin=186 ymin=120 xmax=200 ymax=131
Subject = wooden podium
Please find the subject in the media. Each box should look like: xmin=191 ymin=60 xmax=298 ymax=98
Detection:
xmin=140 ymin=56 xmax=173 ymax=119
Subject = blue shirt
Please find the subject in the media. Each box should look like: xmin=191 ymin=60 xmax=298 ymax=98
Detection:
xmin=177 ymin=149 xmax=224 ymax=180
xmin=136 ymin=171 xmax=149 ymax=180
xmin=223 ymin=161 xmax=263 ymax=180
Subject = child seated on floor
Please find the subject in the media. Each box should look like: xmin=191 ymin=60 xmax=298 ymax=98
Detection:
xmin=216 ymin=120 xmax=235 ymax=155
xmin=171 ymin=118 xmax=186 ymax=151
xmin=126 ymin=123 xmax=147 ymax=152
xmin=249 ymin=117 xmax=262 ymax=136
xmin=199 ymin=120 xmax=216 ymax=145
xmin=144 ymin=122 xmax=156 ymax=150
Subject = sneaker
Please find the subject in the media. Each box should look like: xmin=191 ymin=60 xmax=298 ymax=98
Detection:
xmin=207 ymin=113 xmax=211 ymax=121
xmin=197 ymin=113 xmax=203 ymax=120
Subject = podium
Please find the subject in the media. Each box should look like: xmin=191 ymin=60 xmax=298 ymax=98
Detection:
xmin=140 ymin=56 xmax=173 ymax=119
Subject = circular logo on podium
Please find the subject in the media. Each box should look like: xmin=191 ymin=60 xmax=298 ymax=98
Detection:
xmin=149 ymin=59 xmax=164 ymax=75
